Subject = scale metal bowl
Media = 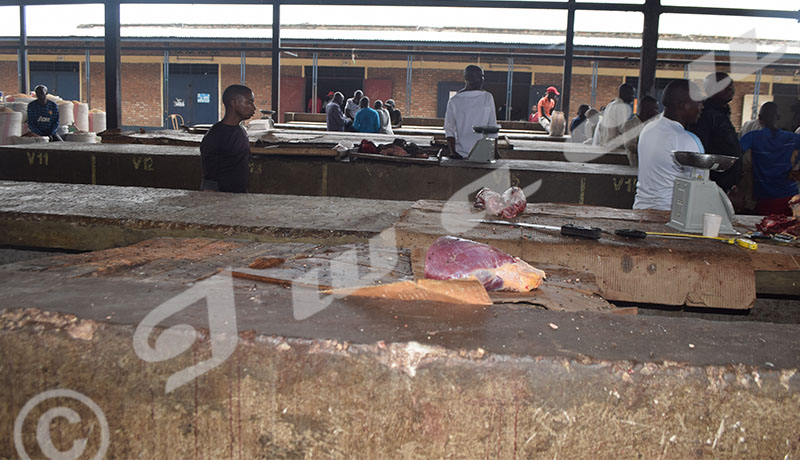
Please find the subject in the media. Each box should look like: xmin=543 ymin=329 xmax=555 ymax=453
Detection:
xmin=673 ymin=150 xmax=738 ymax=171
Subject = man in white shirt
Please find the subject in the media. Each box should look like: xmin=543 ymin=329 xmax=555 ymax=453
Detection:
xmin=621 ymin=95 xmax=659 ymax=166
xmin=593 ymin=83 xmax=635 ymax=147
xmin=634 ymin=80 xmax=704 ymax=210
xmin=345 ymin=90 xmax=363 ymax=120
xmin=444 ymin=65 xmax=498 ymax=159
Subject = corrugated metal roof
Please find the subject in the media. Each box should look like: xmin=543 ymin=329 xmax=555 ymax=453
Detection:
xmin=11 ymin=23 xmax=800 ymax=56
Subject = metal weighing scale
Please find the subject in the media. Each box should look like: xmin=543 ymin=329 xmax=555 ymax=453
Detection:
xmin=467 ymin=125 xmax=500 ymax=163
xmin=667 ymin=150 xmax=739 ymax=235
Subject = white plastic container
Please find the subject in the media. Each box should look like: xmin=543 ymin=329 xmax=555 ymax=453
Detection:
xmin=65 ymin=132 xmax=97 ymax=143
xmin=11 ymin=135 xmax=49 ymax=144
xmin=0 ymin=111 xmax=22 ymax=145
xmin=73 ymin=102 xmax=89 ymax=131
xmin=89 ymin=111 xmax=106 ymax=133
xmin=11 ymin=102 xmax=28 ymax=123
xmin=57 ymin=101 xmax=74 ymax=127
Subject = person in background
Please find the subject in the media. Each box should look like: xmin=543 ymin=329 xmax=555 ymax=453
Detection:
xmin=322 ymin=91 xmax=335 ymax=111
xmin=24 ymin=85 xmax=61 ymax=141
xmin=535 ymin=86 xmax=559 ymax=132
xmin=735 ymin=103 xmax=769 ymax=213
xmin=307 ymin=95 xmax=322 ymax=114
xmin=740 ymin=102 xmax=800 ymax=216
xmin=353 ymin=96 xmax=381 ymax=133
xmin=200 ymin=84 xmax=256 ymax=193
xmin=374 ymin=100 xmax=393 ymax=135
xmin=593 ymin=83 xmax=635 ymax=147
xmin=571 ymin=108 xmax=601 ymax=144
xmin=444 ymin=64 xmax=498 ymax=159
xmin=689 ymin=72 xmax=742 ymax=193
xmin=634 ymin=79 xmax=704 ymax=210
xmin=621 ymin=95 xmax=659 ymax=167
xmin=497 ymin=104 xmax=508 ymax=121
xmin=326 ymin=92 xmax=351 ymax=132
xmin=570 ymin=104 xmax=590 ymax=135
xmin=385 ymin=99 xmax=403 ymax=128
xmin=345 ymin=90 xmax=363 ymax=120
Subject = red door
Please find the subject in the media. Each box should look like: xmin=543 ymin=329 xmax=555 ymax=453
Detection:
xmin=364 ymin=79 xmax=393 ymax=105
xmin=279 ymin=76 xmax=305 ymax=123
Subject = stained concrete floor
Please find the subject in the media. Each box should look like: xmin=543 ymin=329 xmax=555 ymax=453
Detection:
xmin=2 ymin=238 xmax=800 ymax=458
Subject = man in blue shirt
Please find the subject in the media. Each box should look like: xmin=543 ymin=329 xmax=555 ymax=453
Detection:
xmin=353 ymin=96 xmax=380 ymax=134
xmin=740 ymin=102 xmax=800 ymax=216
xmin=25 ymin=85 xmax=62 ymax=141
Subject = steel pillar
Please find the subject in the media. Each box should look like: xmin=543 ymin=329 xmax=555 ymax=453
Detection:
xmin=311 ymin=52 xmax=318 ymax=113
xmin=104 ymin=0 xmax=122 ymax=130
xmin=504 ymin=57 xmax=513 ymax=121
xmin=18 ymin=5 xmax=28 ymax=95
xmin=405 ymin=55 xmax=413 ymax=117
xmin=638 ymin=0 xmax=660 ymax=98
xmin=240 ymin=49 xmax=246 ymax=85
xmin=85 ymin=47 xmax=91 ymax=107
xmin=271 ymin=1 xmax=280 ymax=118
xmin=163 ymin=49 xmax=169 ymax=128
xmin=561 ymin=0 xmax=575 ymax=116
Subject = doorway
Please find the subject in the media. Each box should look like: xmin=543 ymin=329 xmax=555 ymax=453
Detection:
xmin=304 ymin=66 xmax=365 ymax=113
xmin=29 ymin=61 xmax=80 ymax=101
xmin=167 ymin=63 xmax=219 ymax=126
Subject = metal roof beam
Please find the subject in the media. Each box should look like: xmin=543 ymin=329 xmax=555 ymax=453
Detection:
xmin=660 ymin=6 xmax=798 ymax=20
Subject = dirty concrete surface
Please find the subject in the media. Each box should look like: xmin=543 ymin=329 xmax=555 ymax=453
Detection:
xmin=0 ymin=181 xmax=413 ymax=250
xmin=1 ymin=238 xmax=800 ymax=458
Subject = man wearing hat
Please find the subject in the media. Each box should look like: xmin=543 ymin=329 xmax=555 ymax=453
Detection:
xmin=385 ymin=99 xmax=402 ymax=128
xmin=535 ymin=86 xmax=559 ymax=132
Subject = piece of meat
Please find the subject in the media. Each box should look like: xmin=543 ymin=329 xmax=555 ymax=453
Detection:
xmin=756 ymin=214 xmax=796 ymax=235
xmin=424 ymin=236 xmax=545 ymax=292
xmin=474 ymin=187 xmax=505 ymax=215
xmin=380 ymin=144 xmax=409 ymax=157
xmin=474 ymin=186 xmax=527 ymax=219
xmin=500 ymin=186 xmax=527 ymax=219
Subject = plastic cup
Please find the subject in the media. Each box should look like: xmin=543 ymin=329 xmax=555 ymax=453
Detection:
xmin=703 ymin=213 xmax=722 ymax=237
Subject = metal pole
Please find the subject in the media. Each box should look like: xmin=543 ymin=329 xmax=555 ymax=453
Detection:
xmin=18 ymin=5 xmax=28 ymax=94
xmin=104 ymin=0 xmax=122 ymax=130
xmin=405 ymin=54 xmax=413 ymax=117
xmin=561 ymin=0 xmax=575 ymax=116
xmin=683 ymin=63 xmax=689 ymax=80
xmin=240 ymin=49 xmax=246 ymax=85
xmin=591 ymin=61 xmax=598 ymax=107
xmin=85 ymin=47 xmax=91 ymax=107
xmin=752 ymin=68 xmax=762 ymax=120
xmin=163 ymin=49 xmax=169 ymax=128
xmin=311 ymin=52 xmax=318 ymax=113
xmin=639 ymin=0 xmax=660 ymax=98
xmin=271 ymin=1 xmax=280 ymax=120
xmin=504 ymin=57 xmax=513 ymax=121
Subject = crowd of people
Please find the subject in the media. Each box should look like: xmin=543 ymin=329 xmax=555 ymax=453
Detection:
xmin=561 ymin=72 xmax=800 ymax=216
xmin=201 ymin=74 xmax=800 ymax=213
xmin=324 ymin=89 xmax=402 ymax=134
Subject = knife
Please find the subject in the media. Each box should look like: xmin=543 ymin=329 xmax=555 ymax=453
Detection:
xmin=472 ymin=219 xmax=602 ymax=239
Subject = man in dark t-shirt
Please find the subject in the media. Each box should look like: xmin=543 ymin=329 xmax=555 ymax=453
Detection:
xmin=200 ymin=84 xmax=256 ymax=193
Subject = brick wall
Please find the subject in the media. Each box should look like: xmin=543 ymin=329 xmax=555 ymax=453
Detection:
xmin=730 ymin=80 xmax=770 ymax=130
xmin=365 ymin=67 xmax=407 ymax=114
xmin=86 ymin=61 xmax=105 ymax=111
xmin=0 ymin=62 xmax=19 ymax=96
xmin=410 ymin=68 xmax=462 ymax=118
xmin=121 ymin=62 xmax=161 ymax=126
xmin=569 ymin=72 xmax=593 ymax=117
